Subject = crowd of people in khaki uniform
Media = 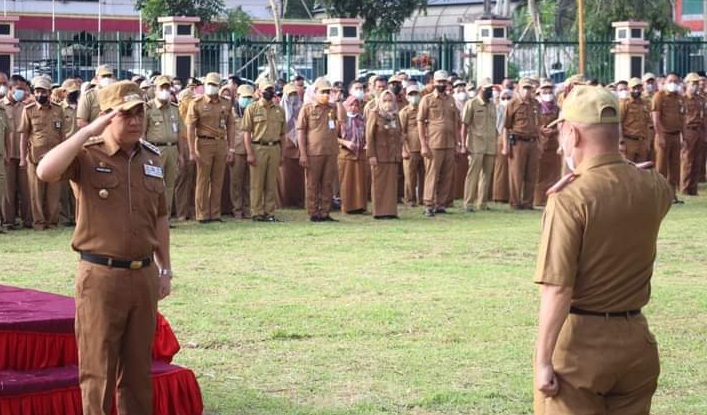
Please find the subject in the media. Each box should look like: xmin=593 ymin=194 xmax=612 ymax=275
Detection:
xmin=2 ymin=65 xmax=704 ymax=231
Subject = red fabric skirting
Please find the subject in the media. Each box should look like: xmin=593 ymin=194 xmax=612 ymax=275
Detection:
xmin=0 ymin=363 xmax=203 ymax=415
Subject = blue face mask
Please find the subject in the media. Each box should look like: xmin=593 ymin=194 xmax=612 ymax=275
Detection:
xmin=13 ymin=89 xmax=25 ymax=102
xmin=238 ymin=97 xmax=253 ymax=109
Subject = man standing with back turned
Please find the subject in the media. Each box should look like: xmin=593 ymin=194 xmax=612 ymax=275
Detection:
xmin=533 ymin=86 xmax=672 ymax=415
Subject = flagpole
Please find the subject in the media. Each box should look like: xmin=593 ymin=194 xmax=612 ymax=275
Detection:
xmin=139 ymin=10 xmax=143 ymax=73
xmin=98 ymin=0 xmax=102 ymax=65
xmin=578 ymin=0 xmax=585 ymax=75
xmin=52 ymin=0 xmax=55 ymax=32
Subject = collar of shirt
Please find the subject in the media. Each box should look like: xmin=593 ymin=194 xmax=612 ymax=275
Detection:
xmin=474 ymin=94 xmax=488 ymax=106
xmin=258 ymin=99 xmax=275 ymax=108
xmin=154 ymin=98 xmax=168 ymax=109
xmin=575 ymin=153 xmax=625 ymax=175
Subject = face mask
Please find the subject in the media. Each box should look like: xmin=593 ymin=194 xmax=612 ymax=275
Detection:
xmin=287 ymin=95 xmax=299 ymax=105
xmin=561 ymin=132 xmax=576 ymax=172
xmin=67 ymin=91 xmax=80 ymax=103
xmin=407 ymin=95 xmax=421 ymax=105
xmin=499 ymin=99 xmax=509 ymax=107
xmin=205 ymin=85 xmax=219 ymax=96
xmin=346 ymin=111 xmax=358 ymax=118
xmin=519 ymin=89 xmax=530 ymax=99
xmin=645 ymin=84 xmax=655 ymax=93
xmin=380 ymin=101 xmax=394 ymax=113
xmin=36 ymin=94 xmax=49 ymax=105
xmin=157 ymin=90 xmax=171 ymax=102
xmin=665 ymin=83 xmax=678 ymax=93
xmin=172 ymin=85 xmax=182 ymax=93
xmin=617 ymin=90 xmax=629 ymax=100
xmin=482 ymin=88 xmax=493 ymax=101
xmin=352 ymin=89 xmax=365 ymax=101
xmin=12 ymin=89 xmax=25 ymax=102
xmin=454 ymin=92 xmax=467 ymax=102
xmin=435 ymin=85 xmax=447 ymax=94
xmin=541 ymin=93 xmax=554 ymax=102
xmin=238 ymin=97 xmax=253 ymax=108
xmin=0 ymin=85 xmax=7 ymax=96
xmin=316 ymin=93 xmax=330 ymax=105
xmin=631 ymin=91 xmax=642 ymax=99
xmin=468 ymin=91 xmax=476 ymax=99
xmin=390 ymin=84 xmax=402 ymax=95
xmin=492 ymin=90 xmax=499 ymax=99
xmin=99 ymin=77 xmax=114 ymax=88
xmin=689 ymin=84 xmax=698 ymax=94
xmin=262 ymin=90 xmax=275 ymax=101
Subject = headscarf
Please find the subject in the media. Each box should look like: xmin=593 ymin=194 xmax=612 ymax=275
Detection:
xmin=342 ymin=95 xmax=365 ymax=157
xmin=281 ymin=92 xmax=302 ymax=146
xmin=377 ymin=90 xmax=398 ymax=120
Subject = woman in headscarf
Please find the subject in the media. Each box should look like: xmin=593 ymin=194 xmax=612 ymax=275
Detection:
xmin=366 ymin=90 xmax=403 ymax=219
xmin=338 ymin=95 xmax=368 ymax=214
xmin=278 ymin=84 xmax=305 ymax=208
xmin=492 ymin=88 xmax=513 ymax=203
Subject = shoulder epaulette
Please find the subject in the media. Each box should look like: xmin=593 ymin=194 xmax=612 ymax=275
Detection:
xmin=83 ymin=136 xmax=104 ymax=147
xmin=628 ymin=160 xmax=654 ymax=170
xmin=546 ymin=172 xmax=577 ymax=196
xmin=140 ymin=139 xmax=161 ymax=155
xmin=170 ymin=101 xmax=179 ymax=107
xmin=25 ymin=101 xmax=37 ymax=109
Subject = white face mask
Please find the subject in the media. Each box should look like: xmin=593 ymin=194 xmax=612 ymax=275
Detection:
xmin=492 ymin=90 xmax=499 ymax=99
xmin=346 ymin=111 xmax=358 ymax=118
xmin=468 ymin=91 xmax=476 ymax=99
xmin=205 ymin=85 xmax=219 ymax=96
xmin=407 ymin=95 xmax=421 ymax=105
xmin=99 ymin=77 xmax=114 ymax=88
xmin=0 ymin=85 xmax=7 ymax=96
xmin=645 ymin=84 xmax=655 ymax=93
xmin=352 ymin=89 xmax=365 ymax=101
xmin=689 ymin=84 xmax=699 ymax=94
xmin=499 ymin=99 xmax=509 ymax=107
xmin=665 ymin=83 xmax=678 ymax=93
xmin=453 ymin=91 xmax=467 ymax=102
xmin=617 ymin=90 xmax=629 ymax=100
xmin=156 ymin=90 xmax=171 ymax=102
xmin=541 ymin=93 xmax=554 ymax=103
xmin=561 ymin=129 xmax=576 ymax=172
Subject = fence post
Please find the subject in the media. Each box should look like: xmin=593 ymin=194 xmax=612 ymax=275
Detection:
xmin=286 ymin=33 xmax=292 ymax=81
xmin=117 ymin=32 xmax=122 ymax=76
xmin=55 ymin=32 xmax=62 ymax=84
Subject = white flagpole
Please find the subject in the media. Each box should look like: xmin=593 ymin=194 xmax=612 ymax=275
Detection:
xmin=98 ymin=0 xmax=102 ymax=65
xmin=139 ymin=10 xmax=143 ymax=73
xmin=52 ymin=0 xmax=55 ymax=32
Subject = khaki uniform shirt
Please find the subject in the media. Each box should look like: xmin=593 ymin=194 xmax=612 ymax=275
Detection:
xmin=417 ymin=91 xmax=459 ymax=149
xmin=19 ymin=101 xmax=65 ymax=164
xmin=538 ymin=105 xmax=560 ymax=152
xmin=0 ymin=108 xmax=7 ymax=157
xmin=296 ymin=102 xmax=339 ymax=156
xmin=366 ymin=112 xmax=402 ymax=163
xmin=242 ymin=99 xmax=286 ymax=144
xmin=76 ymin=88 xmax=100 ymax=124
xmin=145 ymin=99 xmax=182 ymax=145
xmin=619 ymin=97 xmax=651 ymax=140
xmin=462 ymin=95 xmax=497 ymax=155
xmin=399 ymin=104 xmax=421 ymax=153
xmin=62 ymin=138 xmax=167 ymax=259
xmin=682 ymin=94 xmax=704 ymax=129
xmin=232 ymin=105 xmax=246 ymax=155
xmin=2 ymin=98 xmax=25 ymax=159
xmin=534 ymin=154 xmax=673 ymax=312
xmin=61 ymin=101 xmax=79 ymax=138
xmin=651 ymin=91 xmax=684 ymax=133
xmin=504 ymin=97 xmax=540 ymax=138
xmin=187 ymin=95 xmax=234 ymax=140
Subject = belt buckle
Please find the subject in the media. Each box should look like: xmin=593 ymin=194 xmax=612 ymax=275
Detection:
xmin=130 ymin=260 xmax=143 ymax=270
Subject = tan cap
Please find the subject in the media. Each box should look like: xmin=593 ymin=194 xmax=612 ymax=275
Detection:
xmin=518 ymin=77 xmax=534 ymax=88
xmin=628 ymin=77 xmax=642 ymax=88
xmin=61 ymin=79 xmax=80 ymax=93
xmin=642 ymin=72 xmax=656 ymax=82
xmin=565 ymin=74 xmax=585 ymax=85
xmin=684 ymin=72 xmax=700 ymax=83
xmin=314 ymin=78 xmax=332 ymax=91
xmin=283 ymin=84 xmax=297 ymax=96
xmin=33 ymin=76 xmax=52 ymax=91
xmin=553 ymin=85 xmax=619 ymax=126
xmin=405 ymin=84 xmax=420 ymax=94
xmin=388 ymin=75 xmax=402 ymax=84
xmin=154 ymin=75 xmax=171 ymax=87
xmin=95 ymin=64 xmax=113 ymax=77
xmin=540 ymin=80 xmax=554 ymax=89
xmin=453 ymin=79 xmax=467 ymax=88
xmin=98 ymin=80 xmax=145 ymax=112
xmin=139 ymin=80 xmax=152 ymax=89
xmin=433 ymin=70 xmax=449 ymax=82
xmin=258 ymin=79 xmax=274 ymax=90
xmin=478 ymin=78 xmax=493 ymax=89
xmin=237 ymin=84 xmax=255 ymax=97
xmin=204 ymin=72 xmax=222 ymax=86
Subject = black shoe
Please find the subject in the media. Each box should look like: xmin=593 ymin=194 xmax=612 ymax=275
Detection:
xmin=423 ymin=207 xmax=435 ymax=217
xmin=310 ymin=215 xmax=322 ymax=222
xmin=212 ymin=218 xmax=224 ymax=222
xmin=321 ymin=215 xmax=338 ymax=222
xmin=435 ymin=208 xmax=447 ymax=214
xmin=2 ymin=224 xmax=16 ymax=231
xmin=465 ymin=206 xmax=475 ymax=213
xmin=252 ymin=215 xmax=267 ymax=222
xmin=198 ymin=219 xmax=211 ymax=224
xmin=673 ymin=198 xmax=685 ymax=204
xmin=265 ymin=215 xmax=281 ymax=222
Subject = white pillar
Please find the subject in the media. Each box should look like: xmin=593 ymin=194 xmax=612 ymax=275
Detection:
xmin=465 ymin=19 xmax=512 ymax=86
xmin=323 ymin=18 xmax=364 ymax=85
xmin=158 ymin=16 xmax=200 ymax=79
xmin=611 ymin=21 xmax=649 ymax=82
xmin=0 ymin=16 xmax=19 ymax=76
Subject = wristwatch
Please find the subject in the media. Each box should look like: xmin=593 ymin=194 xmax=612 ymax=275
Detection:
xmin=159 ymin=268 xmax=173 ymax=279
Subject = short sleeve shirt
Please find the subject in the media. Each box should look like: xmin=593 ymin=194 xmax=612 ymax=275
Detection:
xmin=19 ymin=102 xmax=65 ymax=163
xmin=76 ymin=88 xmax=100 ymax=123
xmin=187 ymin=96 xmax=234 ymax=139
xmin=651 ymin=91 xmax=684 ymax=133
xmin=242 ymin=99 xmax=286 ymax=144
xmin=296 ymin=102 xmax=339 ymax=156
xmin=417 ymin=91 xmax=459 ymax=149
xmin=462 ymin=95 xmax=497 ymax=154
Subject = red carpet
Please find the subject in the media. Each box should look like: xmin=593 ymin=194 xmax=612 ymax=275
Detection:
xmin=0 ymin=284 xmax=203 ymax=415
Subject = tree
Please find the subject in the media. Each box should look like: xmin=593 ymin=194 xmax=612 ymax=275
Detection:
xmin=318 ymin=0 xmax=428 ymax=39
xmin=285 ymin=0 xmax=316 ymax=19
xmin=213 ymin=7 xmax=253 ymax=39
xmin=135 ymin=0 xmax=226 ymax=37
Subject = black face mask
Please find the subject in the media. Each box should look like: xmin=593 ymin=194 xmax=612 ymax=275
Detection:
xmin=390 ymin=84 xmax=402 ymax=95
xmin=631 ymin=91 xmax=641 ymax=99
xmin=435 ymin=85 xmax=447 ymax=94
xmin=262 ymin=90 xmax=274 ymax=101
xmin=36 ymin=95 xmax=49 ymax=105
xmin=67 ymin=91 xmax=80 ymax=103
xmin=483 ymin=88 xmax=493 ymax=101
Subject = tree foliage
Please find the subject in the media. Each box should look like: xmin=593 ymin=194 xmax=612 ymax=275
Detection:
xmin=213 ymin=7 xmax=253 ymax=38
xmin=317 ymin=0 xmax=428 ymax=39
xmin=285 ymin=0 xmax=317 ymax=19
xmin=135 ymin=0 xmax=226 ymax=37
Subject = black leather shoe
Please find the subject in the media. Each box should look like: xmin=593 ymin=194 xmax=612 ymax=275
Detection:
xmin=321 ymin=215 xmax=338 ymax=222
xmin=310 ymin=215 xmax=321 ymax=222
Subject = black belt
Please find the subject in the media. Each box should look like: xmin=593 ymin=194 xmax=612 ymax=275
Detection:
xmin=514 ymin=135 xmax=537 ymax=142
xmin=570 ymin=306 xmax=641 ymax=318
xmin=663 ymin=131 xmax=681 ymax=135
xmin=80 ymin=252 xmax=152 ymax=270
xmin=686 ymin=125 xmax=701 ymax=131
xmin=624 ymin=135 xmax=645 ymax=141
xmin=198 ymin=135 xmax=221 ymax=140
xmin=149 ymin=142 xmax=177 ymax=147
xmin=252 ymin=141 xmax=280 ymax=146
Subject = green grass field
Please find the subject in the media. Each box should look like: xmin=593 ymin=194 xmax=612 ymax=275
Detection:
xmin=1 ymin=192 xmax=706 ymax=415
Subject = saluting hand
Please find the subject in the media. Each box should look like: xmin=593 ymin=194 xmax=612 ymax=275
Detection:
xmin=84 ymin=110 xmax=119 ymax=139
xmin=535 ymin=363 xmax=560 ymax=398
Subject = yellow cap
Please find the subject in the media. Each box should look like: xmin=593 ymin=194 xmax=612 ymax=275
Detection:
xmin=642 ymin=72 xmax=655 ymax=82
xmin=518 ymin=77 xmax=534 ymax=88
xmin=154 ymin=75 xmax=171 ymax=87
xmin=32 ymin=76 xmax=52 ymax=91
xmin=283 ymin=84 xmax=297 ymax=96
xmin=258 ymin=79 xmax=275 ymax=90
xmin=314 ymin=78 xmax=332 ymax=91
xmin=61 ymin=79 xmax=80 ymax=93
xmin=95 ymin=65 xmax=113 ymax=77
xmin=237 ymin=84 xmax=254 ymax=97
xmin=628 ymin=77 xmax=642 ymax=89
xmin=204 ymin=72 xmax=221 ymax=86
xmin=98 ymin=80 xmax=145 ymax=112
xmin=565 ymin=74 xmax=585 ymax=85
xmin=684 ymin=72 xmax=700 ymax=83
xmin=433 ymin=70 xmax=449 ymax=82
xmin=554 ymin=85 xmax=620 ymax=125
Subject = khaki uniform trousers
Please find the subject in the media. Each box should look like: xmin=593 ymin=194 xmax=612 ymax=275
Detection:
xmin=250 ymin=145 xmax=281 ymax=217
xmin=464 ymin=153 xmax=495 ymax=210
xmin=59 ymin=180 xmax=76 ymax=224
xmin=403 ymin=152 xmax=425 ymax=206
xmin=423 ymin=148 xmax=455 ymax=209
xmin=305 ymin=154 xmax=336 ymax=217
xmin=509 ymin=140 xmax=540 ymax=208
xmin=2 ymin=158 xmax=31 ymax=227
xmin=623 ymin=138 xmax=650 ymax=164
xmin=534 ymin=150 xmax=562 ymax=207
xmin=534 ymin=313 xmax=659 ymax=415
xmin=230 ymin=154 xmax=250 ymax=218
xmin=157 ymin=145 xmax=179 ymax=217
xmin=492 ymin=135 xmax=509 ymax=203
xmin=75 ymin=261 xmax=159 ymax=415
xmin=680 ymin=127 xmax=702 ymax=195
xmin=195 ymin=139 xmax=227 ymax=221
xmin=175 ymin=161 xmax=196 ymax=220
xmin=27 ymin=160 xmax=61 ymax=229
xmin=655 ymin=132 xmax=681 ymax=191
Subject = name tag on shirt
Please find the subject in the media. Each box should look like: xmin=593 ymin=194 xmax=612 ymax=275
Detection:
xmin=143 ymin=164 xmax=164 ymax=178
xmin=328 ymin=119 xmax=336 ymax=130
xmin=95 ymin=166 xmax=112 ymax=173
xmin=172 ymin=122 xmax=178 ymax=133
